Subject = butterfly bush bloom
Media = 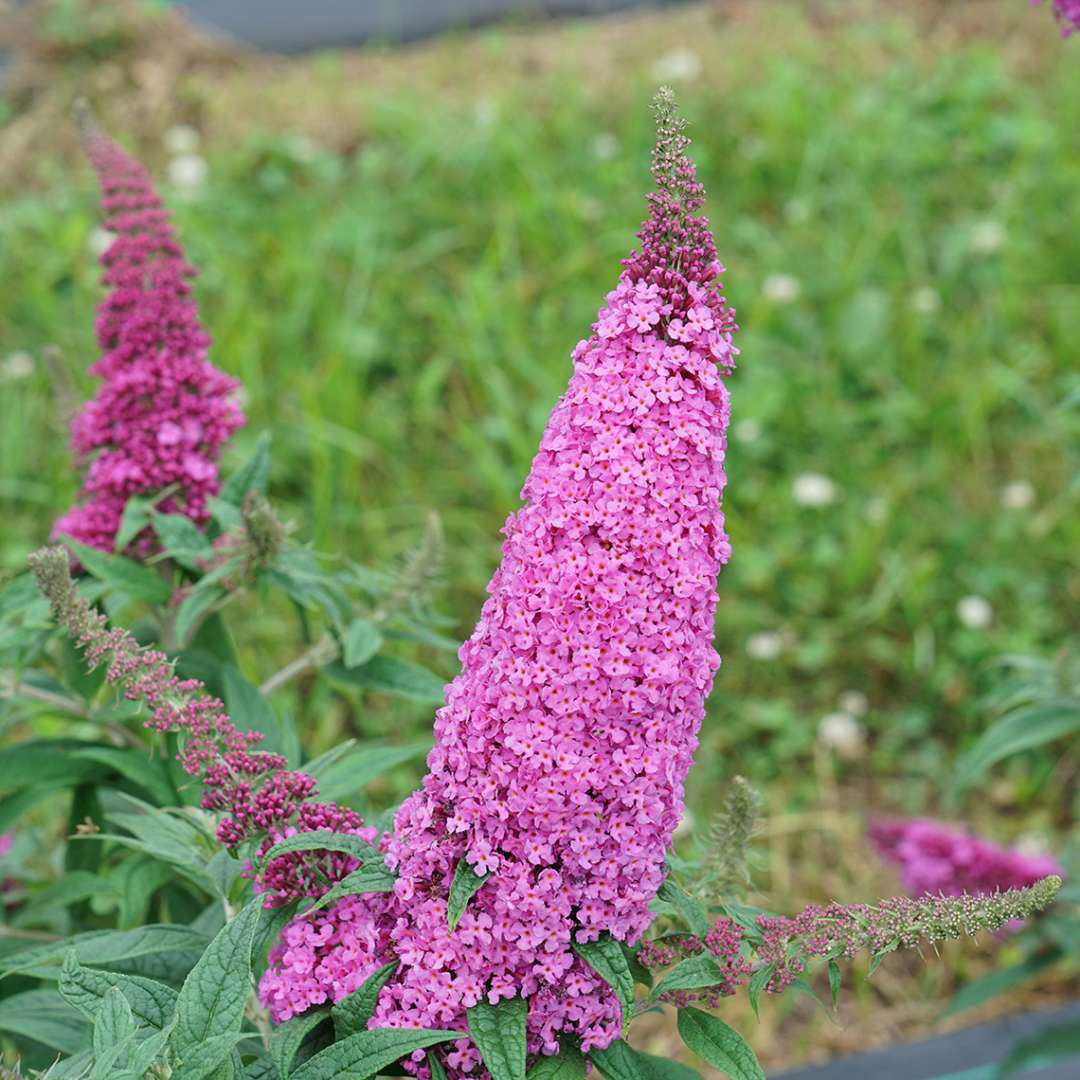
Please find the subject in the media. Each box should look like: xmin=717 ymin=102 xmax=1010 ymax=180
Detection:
xmin=1035 ymin=0 xmax=1080 ymax=36
xmin=53 ymin=120 xmax=244 ymax=554
xmin=869 ymin=817 xmax=1062 ymax=898
xmin=260 ymin=87 xmax=738 ymax=1069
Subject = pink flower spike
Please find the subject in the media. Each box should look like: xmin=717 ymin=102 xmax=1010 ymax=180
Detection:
xmin=260 ymin=88 xmax=739 ymax=1072
xmin=52 ymin=116 xmax=245 ymax=556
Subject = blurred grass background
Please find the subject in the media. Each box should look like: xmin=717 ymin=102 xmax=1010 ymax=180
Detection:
xmin=1 ymin=0 xmax=1079 ymax=1067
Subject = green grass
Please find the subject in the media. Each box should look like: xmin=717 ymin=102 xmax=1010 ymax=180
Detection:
xmin=2 ymin=1 xmax=1078 ymax=824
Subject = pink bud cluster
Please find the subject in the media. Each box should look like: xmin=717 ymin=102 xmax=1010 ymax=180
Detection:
xmin=27 ymin=546 xmax=373 ymax=903
xmin=1036 ymin=0 xmax=1080 ymax=36
xmin=638 ymin=879 xmax=1063 ymax=1002
xmin=259 ymin=88 xmax=737 ymax=1074
xmin=869 ymin=817 xmax=1062 ymax=899
xmin=638 ymin=920 xmax=750 ymax=1007
xmin=52 ymin=124 xmax=245 ymax=555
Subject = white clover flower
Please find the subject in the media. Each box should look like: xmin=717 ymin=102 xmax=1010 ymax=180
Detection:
xmin=838 ymin=689 xmax=869 ymax=718
xmin=473 ymin=98 xmax=498 ymax=128
xmin=590 ymin=132 xmax=619 ymax=161
xmin=957 ymin=595 xmax=993 ymax=629
xmin=163 ymin=124 xmax=200 ymax=155
xmin=1 ymin=351 xmax=34 ymax=381
xmin=88 ymin=226 xmax=113 ymax=258
xmin=738 ymin=137 xmax=767 ymax=161
xmin=734 ymin=418 xmax=762 ymax=444
xmin=746 ymin=630 xmax=784 ymax=661
xmin=763 ymin=273 xmax=801 ymax=303
xmin=912 ymin=286 xmax=941 ymax=315
xmin=970 ymin=221 xmax=1006 ymax=255
xmin=167 ymin=153 xmax=208 ymax=195
xmin=651 ymin=48 xmax=702 ymax=83
xmin=784 ymin=197 xmax=811 ymax=224
xmin=793 ymin=472 xmax=837 ymax=508
xmin=818 ymin=711 xmax=865 ymax=758
xmin=865 ymin=496 xmax=888 ymax=524
xmin=1000 ymin=480 xmax=1035 ymax=511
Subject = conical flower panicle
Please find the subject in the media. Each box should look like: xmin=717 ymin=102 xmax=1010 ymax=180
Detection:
xmin=260 ymin=90 xmax=737 ymax=1075
xmin=53 ymin=121 xmax=244 ymax=554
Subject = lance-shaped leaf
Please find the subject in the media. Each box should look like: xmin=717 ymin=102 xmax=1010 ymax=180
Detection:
xmin=290 ymin=1027 xmax=465 ymax=1080
xmin=676 ymin=1007 xmax=765 ymax=1080
xmin=59 ymin=950 xmax=178 ymax=1033
xmin=332 ymin=961 xmax=399 ymax=1038
xmin=448 ymin=858 xmax=490 ymax=931
xmin=170 ymin=897 xmax=261 ymax=1057
xmin=572 ymin=935 xmax=635 ymax=1027
xmin=468 ymin=997 xmax=527 ymax=1080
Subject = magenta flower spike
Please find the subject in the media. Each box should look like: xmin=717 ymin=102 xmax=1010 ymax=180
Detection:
xmin=869 ymin=817 xmax=1063 ymax=899
xmin=1036 ymin=0 xmax=1080 ymax=36
xmin=52 ymin=116 xmax=245 ymax=554
xmin=259 ymin=88 xmax=739 ymax=1070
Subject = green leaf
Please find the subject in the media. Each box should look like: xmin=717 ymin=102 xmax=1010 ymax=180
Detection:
xmin=12 ymin=870 xmax=119 ymax=924
xmin=526 ymin=1046 xmax=587 ymax=1080
xmin=220 ymin=432 xmax=272 ymax=506
xmin=946 ymin=949 xmax=1061 ymax=1016
xmin=114 ymin=495 xmax=156 ymax=554
xmin=171 ymin=898 xmax=262 ymax=1056
xmin=448 ymin=858 xmax=490 ymax=932
xmin=258 ymin=830 xmax=380 ymax=868
xmin=290 ymin=1027 xmax=464 ymax=1080
xmin=621 ymin=945 xmax=653 ymax=989
xmin=172 ymin=1032 xmax=249 ymax=1080
xmin=676 ymin=1007 xmax=765 ymax=1080
xmin=468 ymin=997 xmax=527 ymax=1080
xmin=176 ymin=585 xmax=226 ymax=645
xmin=995 ymin=1018 xmax=1080 ymax=1078
xmin=244 ymin=1058 xmax=280 ymax=1080
xmin=0 ymin=739 xmax=110 ymax=790
xmin=572 ymin=935 xmax=634 ymax=1027
xmin=827 ymin=959 xmax=841 ymax=1009
xmin=955 ymin=700 xmax=1080 ymax=792
xmin=746 ymin=964 xmax=774 ymax=1018
xmin=592 ymin=1042 xmax=704 ymax=1080
xmin=113 ymin=856 xmax=176 ymax=929
xmin=590 ymin=1040 xmax=650 ymax=1080
xmin=634 ymin=1055 xmax=703 ymax=1080
xmin=311 ymin=741 xmax=431 ymax=804
xmin=92 ymin=986 xmax=136 ymax=1074
xmin=300 ymin=861 xmax=397 ymax=916
xmin=130 ymin=1026 xmax=174 ymax=1077
xmin=223 ymin=663 xmax=284 ymax=756
xmin=332 ymin=961 xmax=399 ymax=1038
xmin=59 ymin=951 xmax=178 ymax=1031
xmin=153 ymin=512 xmax=214 ymax=570
xmin=5 ymin=925 xmax=210 ymax=980
xmin=324 ymin=656 xmax=445 ymax=704
xmin=428 ymin=1052 xmax=450 ymax=1080
xmin=72 ymin=745 xmax=175 ymax=806
xmin=271 ymin=1009 xmax=331 ymax=1079
xmin=657 ymin=878 xmax=710 ymax=937
xmin=649 ymin=952 xmax=725 ymax=1001
xmin=0 ymin=988 xmax=90 ymax=1054
xmin=342 ymin=619 xmax=384 ymax=668
xmin=103 ymin=800 xmax=216 ymax=892
xmin=63 ymin=540 xmax=172 ymax=605
xmin=43 ymin=1051 xmax=94 ymax=1080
